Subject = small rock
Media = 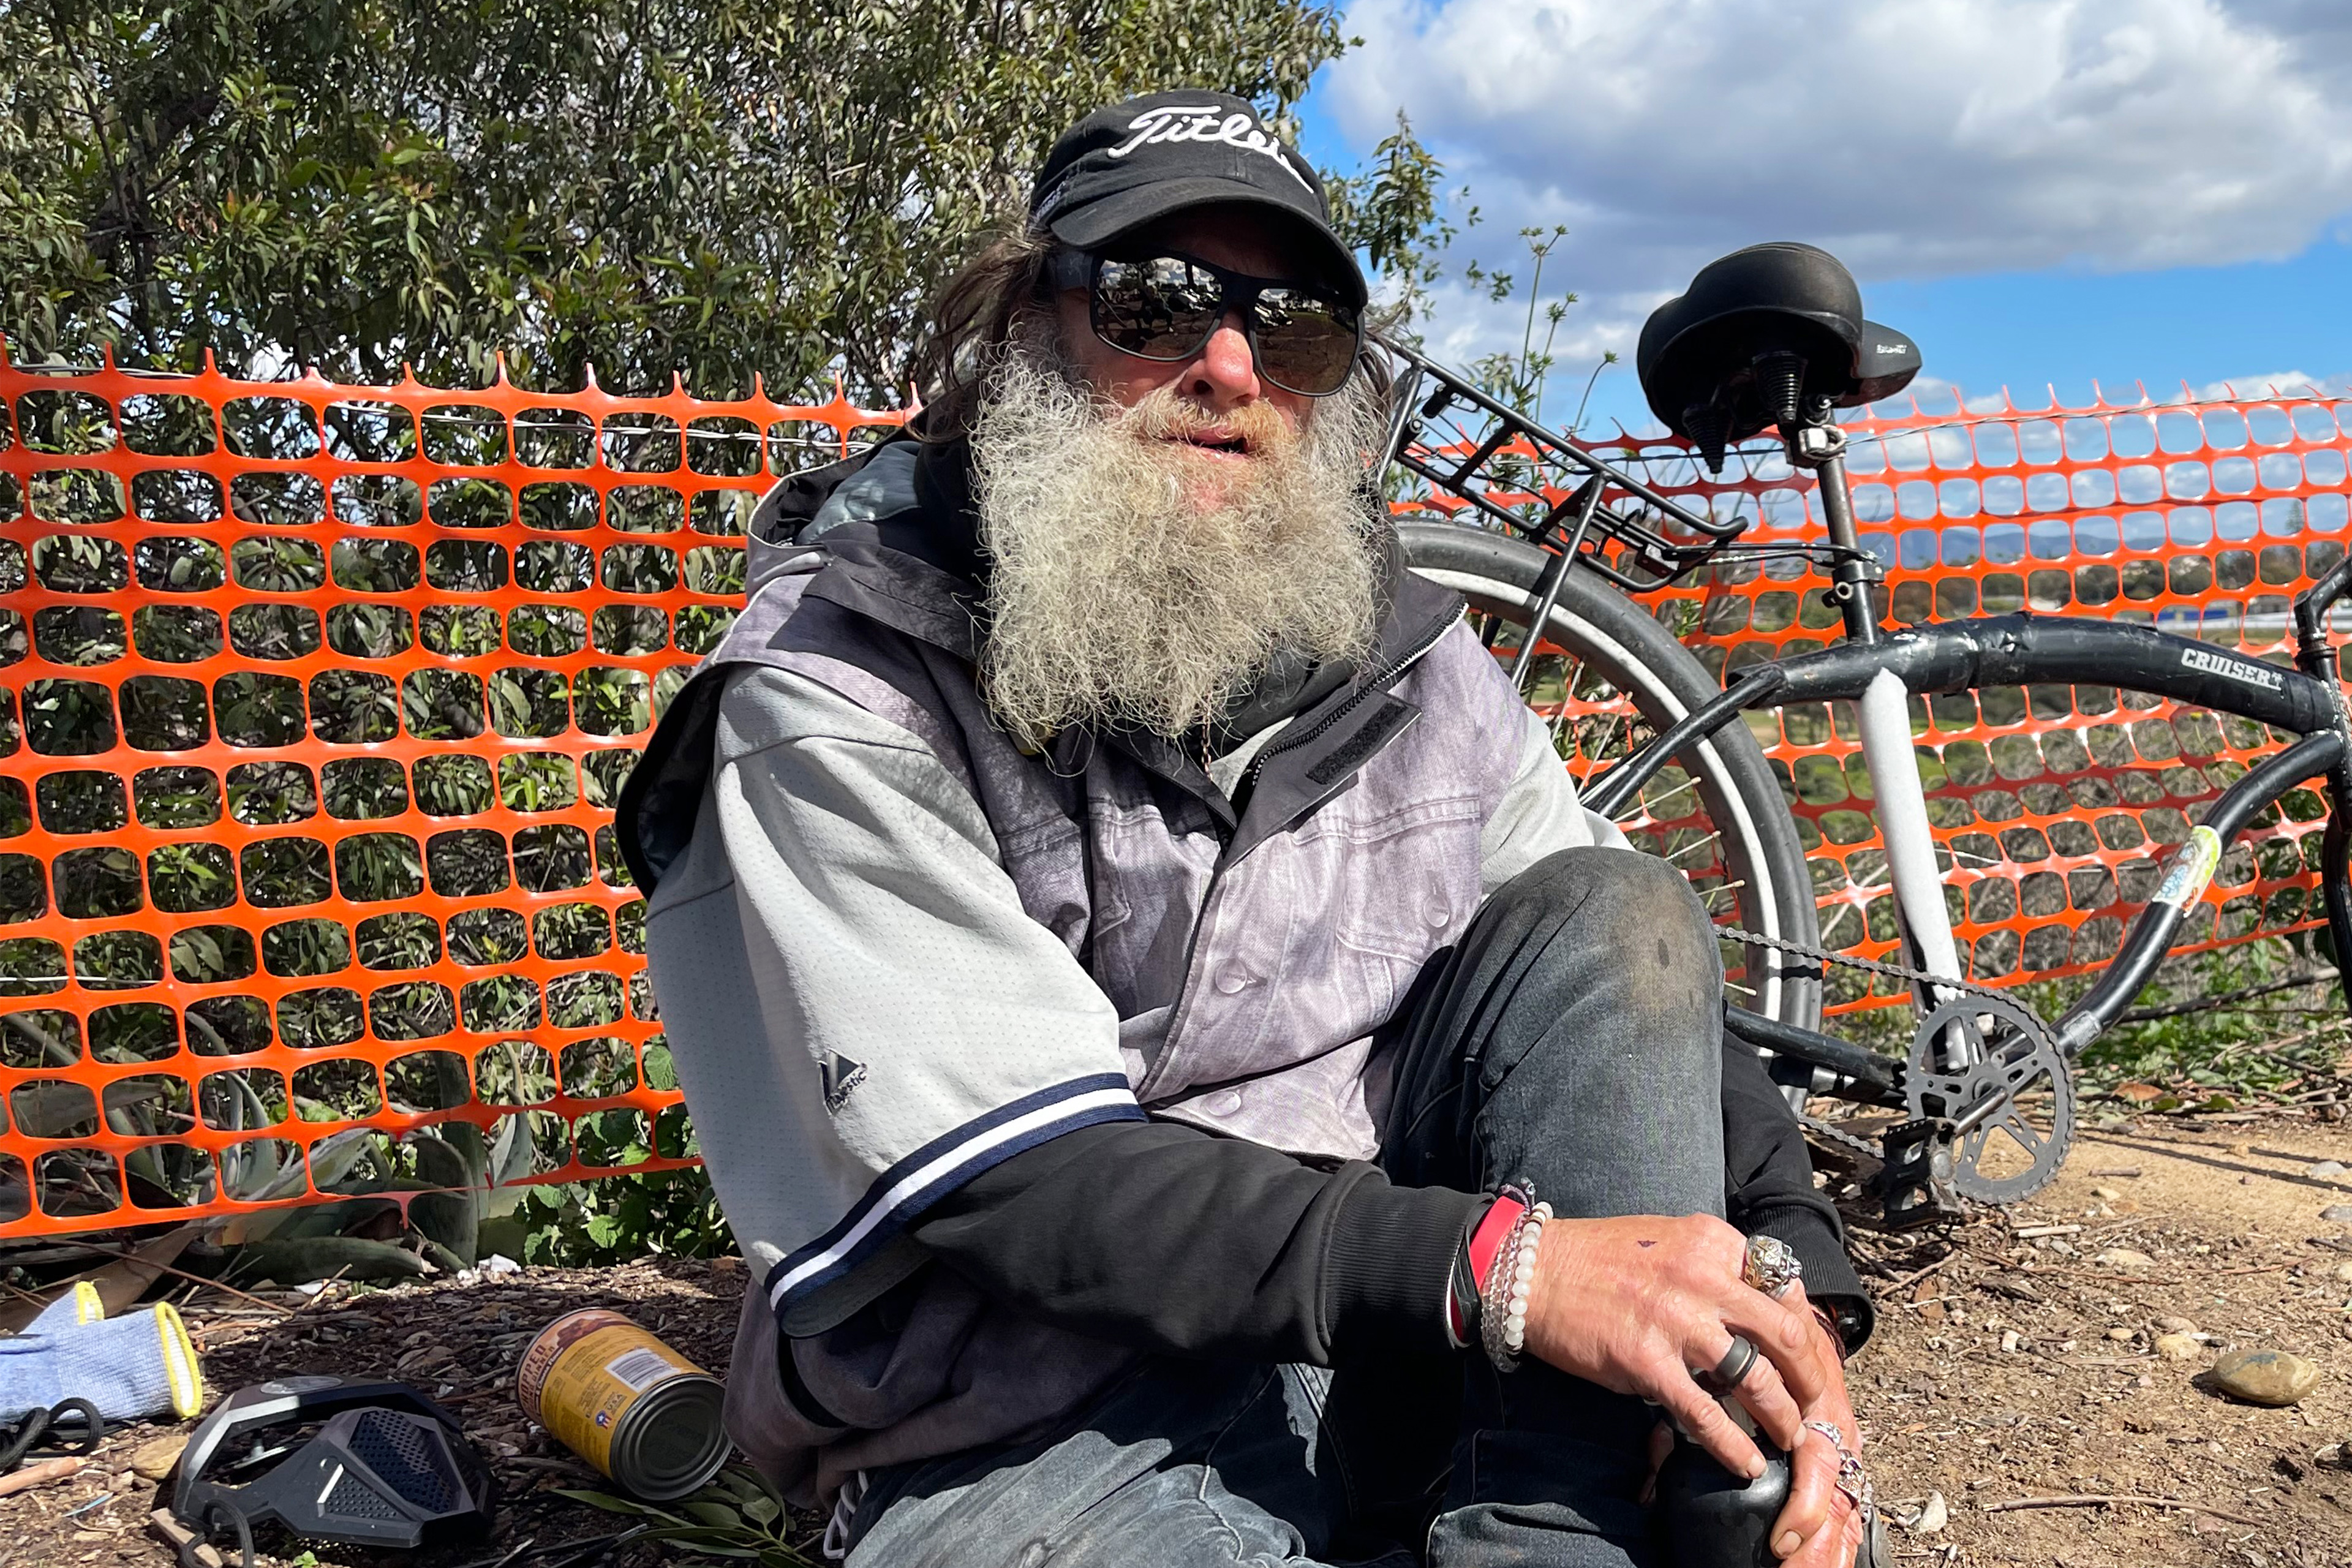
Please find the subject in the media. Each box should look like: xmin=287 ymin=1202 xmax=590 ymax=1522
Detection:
xmin=1910 ymin=1491 xmax=1948 ymax=1534
xmin=2310 ymin=1160 xmax=2348 ymax=1178
xmin=2155 ymin=1333 xmax=2203 ymax=1361
xmin=128 ymin=1433 xmax=187 ymax=1482
xmin=2331 ymin=1261 xmax=2352 ymax=1285
xmin=2154 ymin=1315 xmax=2199 ymax=1335
xmin=2210 ymin=1347 xmax=2323 ymax=1407
xmin=2323 ymin=1205 xmax=2352 ymax=1223
xmin=2090 ymin=1185 xmax=2121 ymax=1201
xmin=2094 ymin=1248 xmax=2156 ymax=1269
xmin=2000 ymin=1329 xmax=2022 ymax=1353
xmin=2105 ymin=1326 xmax=2137 ymax=1343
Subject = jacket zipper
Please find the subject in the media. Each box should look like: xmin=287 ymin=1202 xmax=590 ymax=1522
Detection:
xmin=1235 ymin=606 xmax=1463 ymax=799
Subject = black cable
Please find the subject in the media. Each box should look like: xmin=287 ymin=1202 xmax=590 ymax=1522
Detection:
xmin=0 ymin=1398 xmax=104 ymax=1474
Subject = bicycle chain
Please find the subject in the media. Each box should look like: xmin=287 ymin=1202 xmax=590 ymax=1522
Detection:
xmin=1715 ymin=922 xmax=2064 ymax=1159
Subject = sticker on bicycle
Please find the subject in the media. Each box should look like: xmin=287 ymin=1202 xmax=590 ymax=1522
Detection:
xmin=2179 ymin=646 xmax=2286 ymax=692
xmin=2152 ymin=825 xmax=2225 ymax=909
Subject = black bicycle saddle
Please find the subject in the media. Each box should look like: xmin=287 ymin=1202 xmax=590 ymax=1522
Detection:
xmin=1637 ymin=241 xmax=1920 ymax=469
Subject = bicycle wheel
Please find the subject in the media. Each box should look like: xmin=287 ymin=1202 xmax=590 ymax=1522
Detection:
xmin=1401 ymin=521 xmax=1823 ymax=1028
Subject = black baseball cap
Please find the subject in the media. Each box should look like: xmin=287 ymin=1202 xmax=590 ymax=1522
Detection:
xmin=1029 ymin=91 xmax=1367 ymax=307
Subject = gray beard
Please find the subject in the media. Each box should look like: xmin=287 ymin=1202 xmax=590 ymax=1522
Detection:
xmin=969 ymin=347 xmax=1387 ymax=749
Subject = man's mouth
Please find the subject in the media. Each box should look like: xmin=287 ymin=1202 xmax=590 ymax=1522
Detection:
xmin=1171 ymin=430 xmax=1253 ymax=458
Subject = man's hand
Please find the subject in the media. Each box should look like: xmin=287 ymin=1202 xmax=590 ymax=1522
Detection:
xmin=1768 ymin=1283 xmax=1864 ymax=1566
xmin=1521 ymin=1213 xmax=1833 ymax=1477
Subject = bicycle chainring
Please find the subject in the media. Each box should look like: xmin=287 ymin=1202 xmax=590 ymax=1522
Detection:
xmin=1902 ymin=991 xmax=2075 ymax=1204
xmin=1717 ymin=922 xmax=2078 ymax=1207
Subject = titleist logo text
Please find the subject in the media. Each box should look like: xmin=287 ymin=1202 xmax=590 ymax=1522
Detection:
xmin=1107 ymin=106 xmax=1311 ymax=190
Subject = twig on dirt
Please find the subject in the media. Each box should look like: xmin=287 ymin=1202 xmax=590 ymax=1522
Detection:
xmin=2012 ymin=1224 xmax=2082 ymax=1239
xmin=0 ymin=1278 xmax=55 ymax=1313
xmin=2011 ymin=1265 xmax=2190 ymax=1286
xmin=1982 ymin=1493 xmax=2264 ymax=1528
xmin=2087 ymin=1167 xmax=2142 ymax=1177
xmin=1882 ymin=1256 xmax=1952 ymax=1295
xmin=51 ymin=1242 xmax=293 ymax=1316
xmin=2117 ymin=967 xmax=2335 ymax=1023
xmin=295 ymin=1267 xmax=353 ymax=1313
xmin=0 ymin=1457 xmax=86 ymax=1497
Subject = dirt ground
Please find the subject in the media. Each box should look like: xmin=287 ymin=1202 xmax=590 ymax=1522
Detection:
xmin=1845 ymin=1112 xmax=2352 ymax=1568
xmin=5 ymin=1114 xmax=2351 ymax=1568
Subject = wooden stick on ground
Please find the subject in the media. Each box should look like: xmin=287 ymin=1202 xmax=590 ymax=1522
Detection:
xmin=52 ymin=1242 xmax=293 ymax=1316
xmin=1882 ymin=1255 xmax=1951 ymax=1295
xmin=0 ymin=1457 xmax=86 ymax=1498
xmin=1983 ymin=1493 xmax=2265 ymax=1529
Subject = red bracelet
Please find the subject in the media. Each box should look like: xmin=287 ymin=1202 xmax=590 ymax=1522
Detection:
xmin=1447 ymin=1190 xmax=1531 ymax=1346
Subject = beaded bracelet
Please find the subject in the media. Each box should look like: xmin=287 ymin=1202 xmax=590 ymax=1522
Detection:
xmin=1478 ymin=1189 xmax=1553 ymax=1372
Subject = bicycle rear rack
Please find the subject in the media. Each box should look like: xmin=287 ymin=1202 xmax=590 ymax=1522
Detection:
xmin=1379 ymin=339 xmax=1749 ymax=592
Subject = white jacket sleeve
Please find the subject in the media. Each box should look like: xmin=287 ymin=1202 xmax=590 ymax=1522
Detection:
xmin=644 ymin=665 xmax=1138 ymax=1322
xmin=1477 ymin=706 xmax=1629 ymax=896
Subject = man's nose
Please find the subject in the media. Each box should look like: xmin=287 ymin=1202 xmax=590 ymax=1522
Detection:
xmin=1180 ymin=311 xmax=1260 ymax=411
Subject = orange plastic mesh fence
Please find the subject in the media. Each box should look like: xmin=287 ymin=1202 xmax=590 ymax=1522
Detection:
xmin=1395 ymin=388 xmax=2352 ymax=1017
xmin=3 ymin=349 xmax=2345 ymax=1240
xmin=0 ymin=347 xmax=902 ymax=1236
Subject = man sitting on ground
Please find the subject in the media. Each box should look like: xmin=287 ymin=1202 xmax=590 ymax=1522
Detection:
xmin=620 ymin=90 xmax=1873 ymax=1568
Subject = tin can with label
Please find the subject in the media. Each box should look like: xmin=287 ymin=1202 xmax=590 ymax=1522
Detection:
xmin=516 ymin=1308 xmax=729 ymax=1500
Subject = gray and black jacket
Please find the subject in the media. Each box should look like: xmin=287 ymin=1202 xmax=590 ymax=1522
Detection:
xmin=617 ymin=433 xmax=1866 ymax=1504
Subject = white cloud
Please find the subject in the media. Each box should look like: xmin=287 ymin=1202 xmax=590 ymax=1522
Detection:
xmin=1329 ymin=0 xmax=2352 ymax=365
xmin=2191 ymin=370 xmax=2352 ymax=401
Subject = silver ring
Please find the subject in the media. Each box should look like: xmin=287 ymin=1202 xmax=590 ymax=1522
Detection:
xmin=1698 ymin=1334 xmax=1758 ymax=1393
xmin=1804 ymin=1419 xmax=1872 ymax=1514
xmin=1743 ymin=1234 xmax=1803 ymax=1300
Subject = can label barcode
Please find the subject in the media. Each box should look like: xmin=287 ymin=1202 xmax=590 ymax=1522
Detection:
xmin=603 ymin=1346 xmax=676 ymax=1392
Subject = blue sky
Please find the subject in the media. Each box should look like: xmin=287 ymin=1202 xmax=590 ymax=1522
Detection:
xmin=1298 ymin=0 xmax=2352 ymax=435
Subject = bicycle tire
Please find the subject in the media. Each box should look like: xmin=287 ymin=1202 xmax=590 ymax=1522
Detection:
xmin=1400 ymin=521 xmax=1823 ymax=1028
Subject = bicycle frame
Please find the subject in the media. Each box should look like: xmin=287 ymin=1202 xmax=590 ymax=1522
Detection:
xmin=1379 ymin=346 xmax=2352 ymax=1215
xmin=1582 ymin=416 xmax=2352 ymax=1086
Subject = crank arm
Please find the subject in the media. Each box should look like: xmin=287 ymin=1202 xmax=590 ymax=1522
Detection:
xmin=1724 ymin=1006 xmax=1905 ymax=1107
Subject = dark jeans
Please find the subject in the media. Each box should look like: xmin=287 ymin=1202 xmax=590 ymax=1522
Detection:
xmin=847 ymin=848 xmax=1727 ymax=1567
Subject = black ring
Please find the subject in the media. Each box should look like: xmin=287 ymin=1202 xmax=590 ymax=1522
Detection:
xmin=1700 ymin=1334 xmax=1758 ymax=1393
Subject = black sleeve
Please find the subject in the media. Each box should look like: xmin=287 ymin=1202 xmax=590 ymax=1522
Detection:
xmin=910 ymin=1120 xmax=1483 ymax=1365
xmin=911 ymin=1046 xmax=1873 ymax=1367
xmin=1719 ymin=1039 xmax=1876 ymax=1352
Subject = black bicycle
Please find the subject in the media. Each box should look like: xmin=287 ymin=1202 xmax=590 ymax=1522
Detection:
xmin=1384 ymin=240 xmax=2352 ymax=1227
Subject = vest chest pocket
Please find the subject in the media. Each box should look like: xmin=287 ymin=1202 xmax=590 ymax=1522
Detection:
xmin=1321 ymin=801 xmax=1484 ymax=1022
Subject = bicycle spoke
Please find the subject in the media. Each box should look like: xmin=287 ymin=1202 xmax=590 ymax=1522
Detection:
xmin=1632 ymin=773 xmax=1700 ymax=821
xmin=1547 ymin=658 xmax=1586 ymax=746
xmin=1665 ymin=829 xmax=1725 ymax=865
